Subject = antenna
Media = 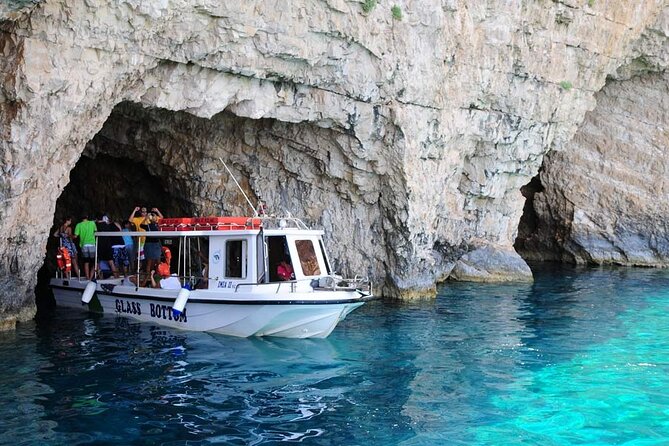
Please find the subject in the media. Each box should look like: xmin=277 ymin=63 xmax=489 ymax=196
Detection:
xmin=219 ymin=157 xmax=259 ymax=217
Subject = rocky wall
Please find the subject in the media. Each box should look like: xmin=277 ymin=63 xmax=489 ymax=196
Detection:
xmin=517 ymin=7 xmax=669 ymax=266
xmin=1 ymin=0 xmax=668 ymax=327
xmin=517 ymin=72 xmax=669 ymax=265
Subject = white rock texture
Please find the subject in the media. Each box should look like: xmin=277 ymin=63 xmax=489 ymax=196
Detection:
xmin=1 ymin=0 xmax=668 ymax=326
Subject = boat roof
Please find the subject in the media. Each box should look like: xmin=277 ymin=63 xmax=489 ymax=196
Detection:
xmin=95 ymin=228 xmax=325 ymax=237
xmin=95 ymin=215 xmax=325 ymax=238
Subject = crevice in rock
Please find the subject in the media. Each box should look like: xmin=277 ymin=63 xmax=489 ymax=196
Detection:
xmin=515 ymin=173 xmax=544 ymax=252
xmin=514 ymin=171 xmax=561 ymax=264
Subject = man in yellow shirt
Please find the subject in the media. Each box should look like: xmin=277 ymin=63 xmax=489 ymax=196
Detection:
xmin=129 ymin=206 xmax=148 ymax=262
xmin=128 ymin=206 xmax=164 ymax=285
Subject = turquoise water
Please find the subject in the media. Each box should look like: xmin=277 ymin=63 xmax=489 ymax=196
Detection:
xmin=1 ymin=265 xmax=669 ymax=445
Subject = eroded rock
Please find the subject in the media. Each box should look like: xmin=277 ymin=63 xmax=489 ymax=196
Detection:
xmin=451 ymin=245 xmax=533 ymax=283
xmin=518 ymin=8 xmax=669 ymax=266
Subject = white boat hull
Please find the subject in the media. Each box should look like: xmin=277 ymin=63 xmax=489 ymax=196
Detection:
xmin=49 ymin=278 xmax=370 ymax=338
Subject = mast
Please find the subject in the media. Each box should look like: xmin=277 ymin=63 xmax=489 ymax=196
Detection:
xmin=219 ymin=158 xmax=258 ymax=217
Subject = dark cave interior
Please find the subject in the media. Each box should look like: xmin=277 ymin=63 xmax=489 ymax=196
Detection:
xmin=36 ymin=151 xmax=189 ymax=313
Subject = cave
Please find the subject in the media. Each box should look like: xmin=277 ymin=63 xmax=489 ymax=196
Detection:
xmin=52 ymin=154 xmax=189 ymax=225
xmin=514 ymin=173 xmax=545 ymax=263
xmin=35 ymin=100 xmax=388 ymax=313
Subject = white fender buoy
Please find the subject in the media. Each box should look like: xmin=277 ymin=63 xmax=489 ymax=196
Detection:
xmin=172 ymin=288 xmax=190 ymax=319
xmin=81 ymin=282 xmax=97 ymax=304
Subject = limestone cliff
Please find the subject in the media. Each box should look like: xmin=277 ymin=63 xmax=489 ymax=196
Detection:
xmin=1 ymin=0 xmax=668 ymax=327
xmin=517 ymin=7 xmax=669 ymax=266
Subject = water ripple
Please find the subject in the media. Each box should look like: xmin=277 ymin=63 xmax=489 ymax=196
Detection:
xmin=1 ymin=265 xmax=669 ymax=444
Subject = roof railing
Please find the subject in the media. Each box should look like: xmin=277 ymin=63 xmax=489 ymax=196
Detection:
xmin=256 ymin=215 xmax=310 ymax=230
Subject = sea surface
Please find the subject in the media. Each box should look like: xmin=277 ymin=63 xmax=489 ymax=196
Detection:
xmin=1 ymin=265 xmax=669 ymax=445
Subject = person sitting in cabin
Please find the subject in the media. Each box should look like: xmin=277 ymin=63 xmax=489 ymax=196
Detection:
xmin=150 ymin=262 xmax=181 ymax=290
xmin=277 ymin=258 xmax=295 ymax=281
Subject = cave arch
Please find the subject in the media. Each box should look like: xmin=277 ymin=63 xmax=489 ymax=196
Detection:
xmin=515 ymin=71 xmax=669 ymax=267
xmin=53 ymin=153 xmax=188 ymax=225
xmin=36 ymin=101 xmax=388 ymax=312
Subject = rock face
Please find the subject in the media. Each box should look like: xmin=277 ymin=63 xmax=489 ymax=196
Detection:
xmin=517 ymin=9 xmax=669 ymax=266
xmin=451 ymin=245 xmax=533 ymax=283
xmin=1 ymin=0 xmax=668 ymax=326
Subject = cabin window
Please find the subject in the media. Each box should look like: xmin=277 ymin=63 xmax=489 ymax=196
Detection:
xmin=225 ymin=239 xmax=247 ymax=279
xmin=295 ymin=239 xmax=321 ymax=276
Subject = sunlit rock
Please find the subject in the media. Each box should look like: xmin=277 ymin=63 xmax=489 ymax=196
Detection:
xmin=451 ymin=245 xmax=533 ymax=283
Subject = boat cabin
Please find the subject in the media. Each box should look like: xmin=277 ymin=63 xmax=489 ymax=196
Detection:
xmin=96 ymin=216 xmax=333 ymax=291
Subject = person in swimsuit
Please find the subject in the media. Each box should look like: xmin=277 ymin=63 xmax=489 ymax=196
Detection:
xmin=53 ymin=216 xmax=80 ymax=278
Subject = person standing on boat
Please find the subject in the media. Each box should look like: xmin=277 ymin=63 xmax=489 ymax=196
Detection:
xmin=150 ymin=262 xmax=181 ymax=289
xmin=121 ymin=220 xmax=136 ymax=272
xmin=140 ymin=209 xmax=163 ymax=286
xmin=277 ymin=258 xmax=295 ymax=281
xmin=74 ymin=214 xmax=97 ymax=280
xmin=53 ymin=216 xmax=80 ymax=278
xmin=112 ymin=218 xmax=130 ymax=277
xmin=129 ymin=206 xmax=148 ymax=262
xmin=96 ymin=214 xmax=121 ymax=278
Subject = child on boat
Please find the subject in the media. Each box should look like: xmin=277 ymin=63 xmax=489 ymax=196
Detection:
xmin=151 ymin=262 xmax=181 ymax=289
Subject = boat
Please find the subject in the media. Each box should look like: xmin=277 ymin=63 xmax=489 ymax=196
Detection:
xmin=49 ymin=216 xmax=375 ymax=338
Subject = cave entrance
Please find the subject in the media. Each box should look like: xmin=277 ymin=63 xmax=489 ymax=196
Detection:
xmin=54 ymin=153 xmax=184 ymax=224
xmin=514 ymin=171 xmax=568 ymax=264
xmin=35 ymin=97 xmax=369 ymax=312
xmin=36 ymin=152 xmax=188 ymax=314
xmin=514 ymin=173 xmax=543 ymax=258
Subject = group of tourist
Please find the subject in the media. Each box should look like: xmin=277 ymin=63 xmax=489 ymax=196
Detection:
xmin=55 ymin=206 xmax=298 ymax=288
xmin=53 ymin=206 xmax=169 ymax=287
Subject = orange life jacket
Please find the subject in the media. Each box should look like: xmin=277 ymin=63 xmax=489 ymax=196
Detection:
xmin=161 ymin=246 xmax=172 ymax=264
xmin=158 ymin=246 xmax=172 ymax=277
xmin=57 ymin=247 xmax=72 ymax=272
